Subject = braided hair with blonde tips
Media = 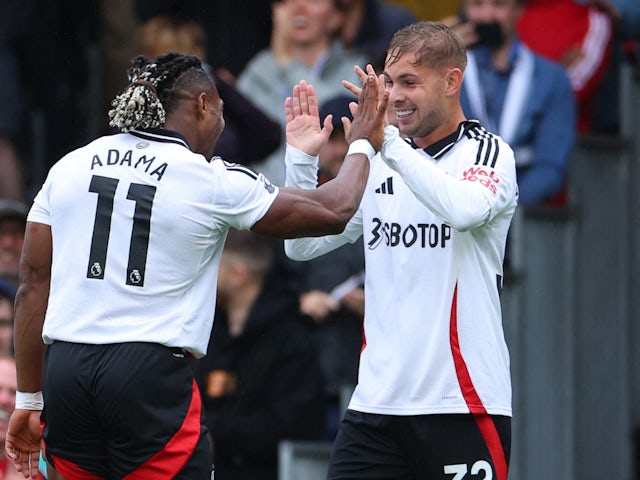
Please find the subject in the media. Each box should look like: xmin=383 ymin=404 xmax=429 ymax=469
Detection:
xmin=108 ymin=52 xmax=212 ymax=132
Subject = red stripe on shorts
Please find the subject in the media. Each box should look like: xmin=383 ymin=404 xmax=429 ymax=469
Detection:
xmin=47 ymin=454 xmax=104 ymax=480
xmin=123 ymin=379 xmax=202 ymax=480
xmin=449 ymin=284 xmax=508 ymax=480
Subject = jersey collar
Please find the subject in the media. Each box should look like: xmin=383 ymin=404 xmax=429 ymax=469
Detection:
xmin=129 ymin=128 xmax=193 ymax=151
xmin=409 ymin=120 xmax=480 ymax=159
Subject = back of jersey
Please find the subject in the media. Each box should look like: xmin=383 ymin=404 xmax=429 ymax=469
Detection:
xmin=29 ymin=130 xmax=276 ymax=357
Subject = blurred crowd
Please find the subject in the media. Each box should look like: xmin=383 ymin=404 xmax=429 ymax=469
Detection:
xmin=0 ymin=0 xmax=638 ymax=478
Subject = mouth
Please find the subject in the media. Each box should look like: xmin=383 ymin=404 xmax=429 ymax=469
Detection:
xmin=292 ymin=16 xmax=309 ymax=28
xmin=395 ymin=109 xmax=415 ymax=118
xmin=394 ymin=108 xmax=416 ymax=125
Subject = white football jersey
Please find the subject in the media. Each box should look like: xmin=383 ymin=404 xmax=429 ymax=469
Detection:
xmin=285 ymin=122 xmax=518 ymax=416
xmin=28 ymin=129 xmax=278 ymax=358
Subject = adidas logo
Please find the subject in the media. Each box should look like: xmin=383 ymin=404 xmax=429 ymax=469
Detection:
xmin=375 ymin=177 xmax=394 ymax=195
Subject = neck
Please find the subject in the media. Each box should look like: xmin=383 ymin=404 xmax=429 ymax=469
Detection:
xmin=292 ymin=39 xmax=332 ymax=68
xmin=412 ymin=107 xmax=466 ymax=149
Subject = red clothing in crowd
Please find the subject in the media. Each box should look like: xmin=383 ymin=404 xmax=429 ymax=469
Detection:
xmin=518 ymin=0 xmax=613 ymax=132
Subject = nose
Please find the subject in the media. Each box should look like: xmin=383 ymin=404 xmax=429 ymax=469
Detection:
xmin=387 ymin=84 xmax=404 ymax=106
xmin=475 ymin=5 xmax=498 ymax=23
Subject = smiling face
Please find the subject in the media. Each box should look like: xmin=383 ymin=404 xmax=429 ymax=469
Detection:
xmin=384 ymin=50 xmax=451 ymax=144
xmin=383 ymin=22 xmax=468 ymax=147
xmin=283 ymin=0 xmax=341 ymax=45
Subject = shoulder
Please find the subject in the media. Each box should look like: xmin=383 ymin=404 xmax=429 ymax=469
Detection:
xmin=210 ymin=158 xmax=262 ymax=179
xmin=210 ymin=158 xmax=278 ymax=192
xmin=239 ymin=50 xmax=276 ymax=74
xmin=463 ymin=123 xmax=515 ymax=166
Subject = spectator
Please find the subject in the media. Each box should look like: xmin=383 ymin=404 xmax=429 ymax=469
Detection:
xmin=196 ymin=229 xmax=325 ymax=480
xmin=589 ymin=0 xmax=640 ymax=134
xmin=236 ymin=0 xmax=366 ymax=184
xmin=0 ymin=1 xmax=37 ymax=202
xmin=443 ymin=0 xmax=577 ymax=206
xmin=134 ymin=0 xmax=273 ymax=77
xmin=517 ymin=0 xmax=613 ymax=133
xmin=0 ymin=291 xmax=14 ymax=356
xmin=0 ymin=354 xmax=46 ymax=479
xmin=0 ymin=199 xmax=27 ymax=289
xmin=336 ymin=0 xmax=418 ymax=69
xmin=138 ymin=14 xmax=283 ymax=166
xmin=298 ymin=95 xmax=365 ymax=439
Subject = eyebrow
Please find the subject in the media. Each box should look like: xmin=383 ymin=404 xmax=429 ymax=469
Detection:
xmin=384 ymin=72 xmax=420 ymax=81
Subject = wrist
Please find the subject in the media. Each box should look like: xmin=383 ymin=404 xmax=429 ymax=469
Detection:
xmin=347 ymin=139 xmax=376 ymax=161
xmin=15 ymin=391 xmax=44 ymax=410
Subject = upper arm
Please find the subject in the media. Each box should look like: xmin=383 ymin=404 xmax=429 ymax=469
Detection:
xmin=19 ymin=222 xmax=52 ymax=284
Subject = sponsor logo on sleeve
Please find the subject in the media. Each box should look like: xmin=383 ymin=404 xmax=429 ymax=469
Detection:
xmin=462 ymin=167 xmax=500 ymax=195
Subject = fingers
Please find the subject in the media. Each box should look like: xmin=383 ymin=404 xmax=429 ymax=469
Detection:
xmin=342 ymin=79 xmax=362 ymax=98
xmin=6 ymin=444 xmax=40 ymax=478
xmin=292 ymin=83 xmax=302 ymax=117
xmin=322 ymin=114 xmax=334 ymax=138
xmin=284 ymin=96 xmax=293 ymax=123
xmin=376 ymin=74 xmax=389 ymax=114
xmin=342 ymin=116 xmax=352 ymax=138
xmin=298 ymin=81 xmax=309 ymax=115
xmin=305 ymin=82 xmax=320 ymax=118
xmin=286 ymin=80 xmax=317 ymax=118
xmin=354 ymin=64 xmax=368 ymax=83
xmin=365 ymin=64 xmax=377 ymax=77
xmin=348 ymin=100 xmax=358 ymax=118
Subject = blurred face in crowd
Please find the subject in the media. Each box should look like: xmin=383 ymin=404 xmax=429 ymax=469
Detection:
xmin=282 ymin=0 xmax=342 ymax=45
xmin=0 ymin=297 xmax=13 ymax=356
xmin=0 ymin=217 xmax=25 ymax=280
xmin=0 ymin=356 xmax=16 ymax=447
xmin=319 ymin=129 xmax=348 ymax=179
xmin=463 ymin=0 xmax=522 ymax=46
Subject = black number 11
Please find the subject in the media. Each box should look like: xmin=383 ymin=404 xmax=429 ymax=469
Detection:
xmin=86 ymin=175 xmax=156 ymax=287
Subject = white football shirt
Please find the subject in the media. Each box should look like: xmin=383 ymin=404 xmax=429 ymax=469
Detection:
xmin=285 ymin=122 xmax=518 ymax=416
xmin=28 ymin=129 xmax=278 ymax=358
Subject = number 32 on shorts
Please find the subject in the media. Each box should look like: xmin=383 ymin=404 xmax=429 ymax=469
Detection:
xmin=444 ymin=460 xmax=493 ymax=479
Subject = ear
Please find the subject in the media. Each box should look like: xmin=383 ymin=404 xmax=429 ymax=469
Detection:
xmin=196 ymin=91 xmax=208 ymax=119
xmin=444 ymin=68 xmax=464 ymax=97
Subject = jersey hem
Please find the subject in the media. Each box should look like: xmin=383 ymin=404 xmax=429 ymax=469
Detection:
xmin=347 ymin=402 xmax=512 ymax=417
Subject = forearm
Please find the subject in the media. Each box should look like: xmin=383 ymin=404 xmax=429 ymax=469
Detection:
xmin=13 ymin=278 xmax=49 ymax=393
xmin=282 ymin=144 xmax=360 ymax=257
xmin=284 ymin=144 xmax=320 ymax=190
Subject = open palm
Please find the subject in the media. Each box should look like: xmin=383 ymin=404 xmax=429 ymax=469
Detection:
xmin=285 ymin=80 xmax=333 ymax=157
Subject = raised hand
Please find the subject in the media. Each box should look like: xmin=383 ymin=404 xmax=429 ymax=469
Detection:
xmin=285 ymin=80 xmax=334 ymax=156
xmin=346 ymin=71 xmax=389 ymax=152
xmin=341 ymin=64 xmax=373 ymax=101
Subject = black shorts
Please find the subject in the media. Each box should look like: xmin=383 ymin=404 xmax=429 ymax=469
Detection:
xmin=41 ymin=341 xmax=213 ymax=480
xmin=327 ymin=410 xmax=510 ymax=480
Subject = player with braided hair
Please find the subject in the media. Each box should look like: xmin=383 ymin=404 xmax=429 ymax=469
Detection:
xmin=5 ymin=51 xmax=388 ymax=479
